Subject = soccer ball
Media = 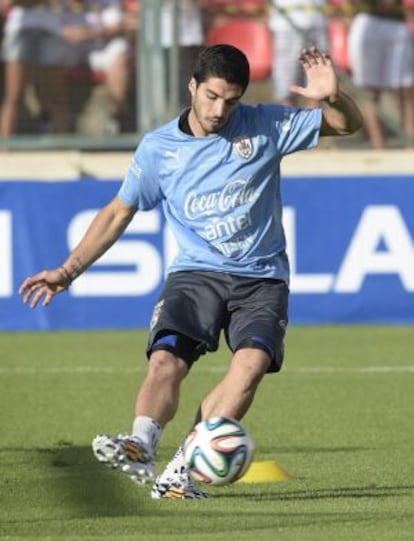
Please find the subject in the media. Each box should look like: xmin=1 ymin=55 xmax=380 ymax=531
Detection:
xmin=183 ymin=416 xmax=255 ymax=485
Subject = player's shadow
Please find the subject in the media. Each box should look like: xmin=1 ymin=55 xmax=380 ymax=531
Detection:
xmin=35 ymin=443 xmax=155 ymax=518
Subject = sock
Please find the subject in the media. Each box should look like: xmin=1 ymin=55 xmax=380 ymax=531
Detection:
xmin=132 ymin=415 xmax=162 ymax=452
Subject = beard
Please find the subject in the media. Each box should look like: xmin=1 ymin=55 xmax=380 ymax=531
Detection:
xmin=191 ymin=102 xmax=227 ymax=135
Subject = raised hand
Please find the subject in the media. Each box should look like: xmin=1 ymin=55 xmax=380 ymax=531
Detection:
xmin=19 ymin=268 xmax=71 ymax=308
xmin=290 ymin=47 xmax=339 ymax=103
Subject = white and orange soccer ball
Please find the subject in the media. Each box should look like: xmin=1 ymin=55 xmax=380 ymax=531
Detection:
xmin=183 ymin=416 xmax=255 ymax=486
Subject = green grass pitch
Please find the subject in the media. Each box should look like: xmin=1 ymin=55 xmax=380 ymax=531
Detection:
xmin=1 ymin=326 xmax=413 ymax=540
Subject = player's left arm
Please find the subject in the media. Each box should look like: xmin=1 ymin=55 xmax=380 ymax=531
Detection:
xmin=291 ymin=47 xmax=363 ymax=136
xmin=19 ymin=197 xmax=137 ymax=308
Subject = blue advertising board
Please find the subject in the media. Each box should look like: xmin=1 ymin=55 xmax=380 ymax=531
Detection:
xmin=1 ymin=175 xmax=413 ymax=330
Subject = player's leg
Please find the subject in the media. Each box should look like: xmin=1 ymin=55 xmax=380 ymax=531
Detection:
xmin=154 ymin=277 xmax=288 ymax=499
xmin=153 ymin=351 xmax=277 ymax=499
xmin=93 ymin=348 xmax=189 ymax=485
xmin=152 ymin=350 xmax=270 ymax=499
xmin=199 ymin=347 xmax=271 ymax=420
xmin=134 ymin=348 xmax=189 ymax=426
xmin=196 ymin=274 xmax=288 ymax=421
xmin=94 ymin=271 xmax=224 ymax=494
xmin=150 ymin=272 xmax=227 ymax=499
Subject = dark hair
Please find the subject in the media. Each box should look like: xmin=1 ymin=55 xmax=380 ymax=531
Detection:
xmin=192 ymin=44 xmax=250 ymax=94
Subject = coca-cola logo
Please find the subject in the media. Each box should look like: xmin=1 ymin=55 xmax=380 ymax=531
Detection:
xmin=183 ymin=179 xmax=257 ymax=220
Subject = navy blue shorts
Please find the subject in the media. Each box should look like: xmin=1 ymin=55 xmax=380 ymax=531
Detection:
xmin=147 ymin=270 xmax=289 ymax=373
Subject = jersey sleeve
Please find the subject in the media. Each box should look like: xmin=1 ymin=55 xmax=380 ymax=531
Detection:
xmin=263 ymin=104 xmax=322 ymax=156
xmin=118 ymin=135 xmax=164 ymax=210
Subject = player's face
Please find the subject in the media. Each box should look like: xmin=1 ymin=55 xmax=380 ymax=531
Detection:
xmin=188 ymin=77 xmax=243 ymax=136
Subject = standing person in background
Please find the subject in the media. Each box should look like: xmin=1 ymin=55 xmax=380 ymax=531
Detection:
xmin=161 ymin=0 xmax=204 ymax=110
xmin=0 ymin=1 xmax=71 ymax=138
xmin=348 ymin=0 xmax=414 ymax=148
xmin=269 ymin=0 xmax=329 ymax=106
xmin=62 ymin=0 xmax=131 ymax=134
xmin=19 ymin=44 xmax=362 ymax=501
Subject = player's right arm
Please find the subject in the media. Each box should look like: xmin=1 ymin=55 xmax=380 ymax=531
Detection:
xmin=19 ymin=196 xmax=137 ymax=308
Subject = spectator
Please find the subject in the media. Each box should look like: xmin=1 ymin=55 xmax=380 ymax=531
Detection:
xmin=160 ymin=0 xmax=204 ymax=110
xmin=0 ymin=1 xmax=71 ymax=138
xmin=269 ymin=0 xmax=329 ymax=106
xmin=348 ymin=0 xmax=414 ymax=148
xmin=62 ymin=0 xmax=131 ymax=134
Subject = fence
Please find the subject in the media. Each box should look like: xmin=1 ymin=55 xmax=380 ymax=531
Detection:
xmin=0 ymin=1 xmax=412 ymax=150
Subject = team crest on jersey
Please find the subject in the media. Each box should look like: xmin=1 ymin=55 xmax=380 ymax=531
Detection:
xmin=233 ymin=135 xmax=253 ymax=159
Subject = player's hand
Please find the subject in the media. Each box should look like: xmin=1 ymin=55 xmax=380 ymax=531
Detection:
xmin=19 ymin=269 xmax=70 ymax=308
xmin=290 ymin=47 xmax=339 ymax=103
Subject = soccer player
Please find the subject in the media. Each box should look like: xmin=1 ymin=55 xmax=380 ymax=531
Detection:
xmin=19 ymin=44 xmax=362 ymax=499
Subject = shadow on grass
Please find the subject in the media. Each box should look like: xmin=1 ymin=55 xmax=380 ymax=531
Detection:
xmin=1 ymin=443 xmax=155 ymax=519
xmin=49 ymin=442 xmax=161 ymax=517
xmin=2 ymin=445 xmax=413 ymax=539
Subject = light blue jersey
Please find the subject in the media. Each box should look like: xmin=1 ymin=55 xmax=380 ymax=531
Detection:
xmin=119 ymin=103 xmax=322 ymax=281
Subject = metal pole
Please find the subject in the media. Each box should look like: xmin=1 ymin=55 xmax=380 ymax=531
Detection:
xmin=138 ymin=0 xmax=167 ymax=133
xmin=152 ymin=0 xmax=167 ymax=126
xmin=138 ymin=0 xmax=151 ymax=133
xmin=168 ymin=0 xmax=180 ymax=116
